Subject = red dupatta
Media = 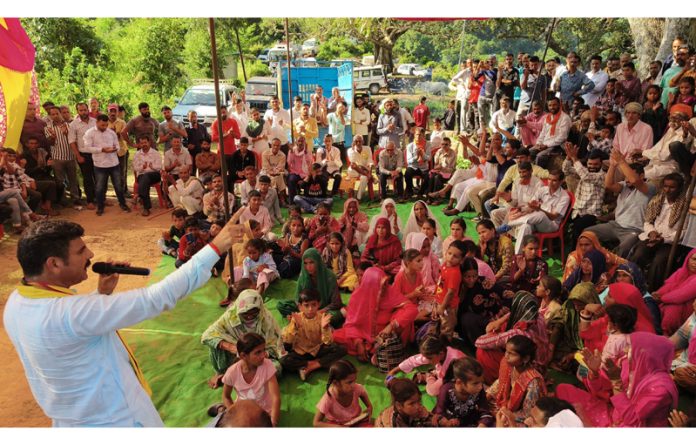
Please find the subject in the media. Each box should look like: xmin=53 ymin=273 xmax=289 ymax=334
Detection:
xmin=496 ymin=358 xmax=546 ymax=412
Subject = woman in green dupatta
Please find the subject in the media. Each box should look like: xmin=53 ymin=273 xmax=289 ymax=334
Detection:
xmin=201 ymin=289 xmax=284 ymax=388
xmin=277 ymin=248 xmax=344 ymax=328
xmin=547 ymin=282 xmax=600 ymax=372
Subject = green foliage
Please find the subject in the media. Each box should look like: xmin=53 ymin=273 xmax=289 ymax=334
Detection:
xmin=22 ymin=18 xmax=105 ymax=72
xmin=394 ymin=30 xmax=439 ymax=65
xmin=316 ymin=36 xmax=368 ymax=61
xmin=246 ymin=59 xmax=272 ymax=79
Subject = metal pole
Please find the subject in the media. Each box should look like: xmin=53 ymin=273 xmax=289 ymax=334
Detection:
xmin=457 ymin=21 xmax=467 ymax=67
xmin=284 ymin=18 xmax=295 ymax=144
xmin=209 ymin=18 xmax=231 ymax=220
xmin=665 ymin=160 xmax=696 ymax=278
xmin=234 ymin=27 xmax=247 ymax=82
xmin=209 ymin=18 xmax=235 ymax=270
xmin=530 ymin=18 xmax=557 ymax=107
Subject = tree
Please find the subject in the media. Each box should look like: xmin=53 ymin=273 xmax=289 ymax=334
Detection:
xmin=628 ymin=19 xmax=696 ymax=77
xmin=340 ymin=18 xmax=420 ymax=72
xmin=21 ymin=18 xmax=105 ymax=72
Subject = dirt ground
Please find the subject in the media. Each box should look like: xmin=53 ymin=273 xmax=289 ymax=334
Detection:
xmin=0 ymin=195 xmax=173 ymax=427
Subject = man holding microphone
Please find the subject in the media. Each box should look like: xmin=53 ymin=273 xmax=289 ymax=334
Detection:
xmin=4 ymin=218 xmax=237 ymax=427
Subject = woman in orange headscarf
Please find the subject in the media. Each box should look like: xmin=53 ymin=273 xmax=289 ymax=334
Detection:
xmin=562 ymin=231 xmax=627 ymax=282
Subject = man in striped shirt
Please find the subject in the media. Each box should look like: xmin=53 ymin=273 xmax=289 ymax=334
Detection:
xmin=45 ymin=106 xmax=81 ymax=206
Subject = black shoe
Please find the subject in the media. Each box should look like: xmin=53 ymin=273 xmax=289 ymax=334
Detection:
xmin=120 ymin=204 xmax=131 ymax=212
xmin=96 ymin=208 xmax=104 ymax=216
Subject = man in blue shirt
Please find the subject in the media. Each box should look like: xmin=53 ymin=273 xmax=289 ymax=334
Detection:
xmin=556 ymin=52 xmax=595 ymax=111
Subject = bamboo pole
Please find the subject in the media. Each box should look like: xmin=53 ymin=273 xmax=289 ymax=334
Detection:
xmin=234 ymin=27 xmax=247 ymax=82
xmin=665 ymin=161 xmax=696 ymax=278
xmin=285 ymin=18 xmax=295 ymax=144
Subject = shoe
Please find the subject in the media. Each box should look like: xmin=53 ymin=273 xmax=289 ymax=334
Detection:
xmin=472 ymin=214 xmax=483 ymax=222
xmin=142 ymin=208 xmax=151 ymax=217
xmin=218 ymin=297 xmax=232 ymax=308
xmin=96 ymin=208 xmax=104 ymax=216
xmin=86 ymin=203 xmax=96 ymax=210
xmin=299 ymin=368 xmax=308 ymax=382
xmin=207 ymin=403 xmax=225 ymax=417
xmin=443 ymin=208 xmax=460 ymax=216
xmin=496 ymin=224 xmax=511 ymax=234
xmin=166 ymin=248 xmax=177 ymax=258
xmin=120 ymin=204 xmax=131 ymax=212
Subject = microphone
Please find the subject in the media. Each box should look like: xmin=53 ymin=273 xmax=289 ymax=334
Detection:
xmin=92 ymin=262 xmax=150 ymax=276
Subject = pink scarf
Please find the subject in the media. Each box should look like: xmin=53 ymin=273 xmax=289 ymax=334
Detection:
xmin=404 ymin=232 xmax=440 ymax=287
xmin=625 ymin=332 xmax=678 ymax=408
xmin=657 ymin=248 xmax=696 ymax=304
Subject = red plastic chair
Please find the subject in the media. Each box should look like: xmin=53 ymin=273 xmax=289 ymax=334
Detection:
xmin=132 ymin=177 xmax=167 ymax=210
xmin=535 ymin=191 xmax=575 ymax=264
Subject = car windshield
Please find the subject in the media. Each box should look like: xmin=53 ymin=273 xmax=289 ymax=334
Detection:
xmin=179 ymin=89 xmax=217 ymax=106
xmin=246 ymin=82 xmax=276 ymax=96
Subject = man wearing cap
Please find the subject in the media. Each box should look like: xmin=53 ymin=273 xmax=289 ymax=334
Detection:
xmin=642 ymin=104 xmax=696 ymax=182
xmin=107 ymin=104 xmax=130 ymax=197
xmin=612 ymin=102 xmax=654 ymax=161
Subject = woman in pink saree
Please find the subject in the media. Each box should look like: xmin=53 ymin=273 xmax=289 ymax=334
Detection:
xmin=333 ymin=267 xmax=418 ymax=363
xmin=654 ymin=248 xmax=696 ymax=336
xmin=556 ymin=332 xmax=678 ymax=427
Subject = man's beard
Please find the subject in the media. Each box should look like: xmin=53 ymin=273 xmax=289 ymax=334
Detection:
xmin=142 ymin=112 xmax=151 ymax=119
xmin=588 ymin=167 xmax=600 ymax=173
xmin=221 ymin=115 xmax=227 ymax=120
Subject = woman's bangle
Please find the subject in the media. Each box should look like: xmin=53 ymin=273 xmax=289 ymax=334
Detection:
xmin=580 ymin=314 xmax=591 ymax=321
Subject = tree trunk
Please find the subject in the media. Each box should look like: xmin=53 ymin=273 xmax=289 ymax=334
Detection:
xmin=375 ymin=43 xmax=394 ymax=74
xmin=628 ymin=18 xmax=665 ymax=77
xmin=655 ymin=18 xmax=695 ymax=62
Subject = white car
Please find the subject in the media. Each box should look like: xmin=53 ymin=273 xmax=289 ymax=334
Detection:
xmin=396 ymin=63 xmax=432 ymax=78
xmin=301 ymin=38 xmax=319 ymax=56
xmin=354 ymin=65 xmax=388 ymax=95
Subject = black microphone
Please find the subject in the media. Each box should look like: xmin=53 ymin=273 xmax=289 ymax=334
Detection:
xmin=92 ymin=262 xmax=150 ymax=276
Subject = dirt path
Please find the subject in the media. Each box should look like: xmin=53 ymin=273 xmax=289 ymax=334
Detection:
xmin=0 ymin=199 xmax=172 ymax=427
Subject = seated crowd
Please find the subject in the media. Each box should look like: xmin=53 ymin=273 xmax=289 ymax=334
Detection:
xmin=7 ymin=44 xmax=696 ymax=428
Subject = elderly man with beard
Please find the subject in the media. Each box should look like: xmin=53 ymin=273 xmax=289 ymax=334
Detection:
xmin=69 ymin=102 xmax=97 ymax=209
xmin=642 ymin=104 xmax=696 ymax=182
xmin=4 ymin=218 xmax=238 ymax=427
xmin=122 ymin=102 xmax=159 ymax=148
xmin=562 ymin=145 xmax=606 ymax=243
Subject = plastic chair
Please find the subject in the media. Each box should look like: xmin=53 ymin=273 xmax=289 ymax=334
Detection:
xmin=535 ymin=191 xmax=575 ymax=264
xmin=132 ymin=177 xmax=167 ymax=210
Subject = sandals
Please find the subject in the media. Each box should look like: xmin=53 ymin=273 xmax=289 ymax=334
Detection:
xmin=207 ymin=403 xmax=225 ymax=417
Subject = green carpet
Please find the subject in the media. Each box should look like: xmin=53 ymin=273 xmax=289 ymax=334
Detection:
xmin=117 ymin=197 xmax=588 ymax=427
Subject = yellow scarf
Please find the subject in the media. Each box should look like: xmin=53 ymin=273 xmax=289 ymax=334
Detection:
xmin=17 ymin=282 xmax=153 ymax=396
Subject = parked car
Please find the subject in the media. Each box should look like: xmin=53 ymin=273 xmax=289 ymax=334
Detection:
xmin=245 ymin=77 xmax=278 ymax=114
xmin=172 ymin=81 xmax=238 ymax=127
xmin=257 ymin=48 xmax=270 ymax=64
xmin=301 ymin=38 xmax=319 ymax=56
xmin=354 ymin=65 xmax=388 ymax=95
xmin=396 ymin=63 xmax=433 ymax=80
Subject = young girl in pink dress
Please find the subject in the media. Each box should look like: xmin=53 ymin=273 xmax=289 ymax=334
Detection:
xmin=221 ymin=332 xmax=281 ymax=426
xmin=314 ymin=360 xmax=373 ymax=427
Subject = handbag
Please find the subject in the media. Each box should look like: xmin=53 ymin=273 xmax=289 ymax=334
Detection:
xmin=375 ymin=333 xmax=406 ymax=373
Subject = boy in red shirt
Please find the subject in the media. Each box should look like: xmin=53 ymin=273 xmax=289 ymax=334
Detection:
xmin=434 ymin=240 xmax=465 ymax=338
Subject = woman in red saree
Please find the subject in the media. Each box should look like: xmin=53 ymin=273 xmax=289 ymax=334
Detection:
xmin=556 ymin=332 xmax=678 ymax=427
xmin=333 ymin=267 xmax=418 ymax=363
xmin=361 ymin=217 xmax=403 ymax=276
xmin=579 ymin=283 xmax=655 ymax=353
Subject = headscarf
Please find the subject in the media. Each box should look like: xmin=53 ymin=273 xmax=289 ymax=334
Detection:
xmin=546 ymin=410 xmax=584 ymax=428
xmin=404 ymin=232 xmax=440 ymax=287
xmin=365 ymin=217 xmax=402 ymax=251
xmin=625 ymin=332 xmax=678 ymax=407
xmin=615 ymin=262 xmax=648 ymax=295
xmin=657 ymin=248 xmax=696 ymax=303
xmin=403 ymin=200 xmax=442 ymax=239
xmin=564 ymin=231 xmax=626 ymax=281
xmin=556 ymin=282 xmax=600 ymax=351
xmin=670 ymin=103 xmax=694 ymax=119
xmin=321 ymin=232 xmax=348 ymax=278
xmin=367 ymin=198 xmax=403 ymax=238
xmin=339 ymin=198 xmax=368 ymax=247
xmin=338 ymin=267 xmax=388 ymax=343
xmin=296 ymin=248 xmax=337 ymax=309
xmin=607 ymin=283 xmax=655 ymax=334
xmin=644 ymin=191 xmax=688 ymax=228
xmin=506 ymin=291 xmax=540 ymax=330
xmin=624 ymin=102 xmax=643 ymax=114
xmin=200 ymin=290 xmax=285 ymax=361
xmin=563 ymin=249 xmax=606 ymax=290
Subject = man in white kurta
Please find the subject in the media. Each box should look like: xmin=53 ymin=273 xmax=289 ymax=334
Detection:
xmin=4 ymin=219 xmax=235 ymax=426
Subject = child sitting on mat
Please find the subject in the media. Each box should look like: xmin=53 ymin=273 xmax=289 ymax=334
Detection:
xmin=314 ymin=360 xmax=373 ymax=427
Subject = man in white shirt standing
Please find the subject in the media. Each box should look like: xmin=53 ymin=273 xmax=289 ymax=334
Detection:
xmin=132 ymin=136 xmax=162 ymax=217
xmin=263 ymin=96 xmax=291 ymax=155
xmin=83 ymin=114 xmax=130 ymax=216
xmin=168 ymin=165 xmax=204 ymax=216
xmin=531 ymin=97 xmax=572 ymax=169
xmin=351 ymin=95 xmax=371 ymax=144
xmin=500 ymin=170 xmax=570 ymax=254
xmin=5 ymin=218 xmax=237 ymax=427
xmin=68 ymin=102 xmax=97 ymax=209
xmin=450 ymin=60 xmax=472 ymax=133
xmin=582 ymin=55 xmax=609 ymax=107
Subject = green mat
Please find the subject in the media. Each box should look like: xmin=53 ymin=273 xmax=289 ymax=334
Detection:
xmin=120 ymin=197 xmax=570 ymax=427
